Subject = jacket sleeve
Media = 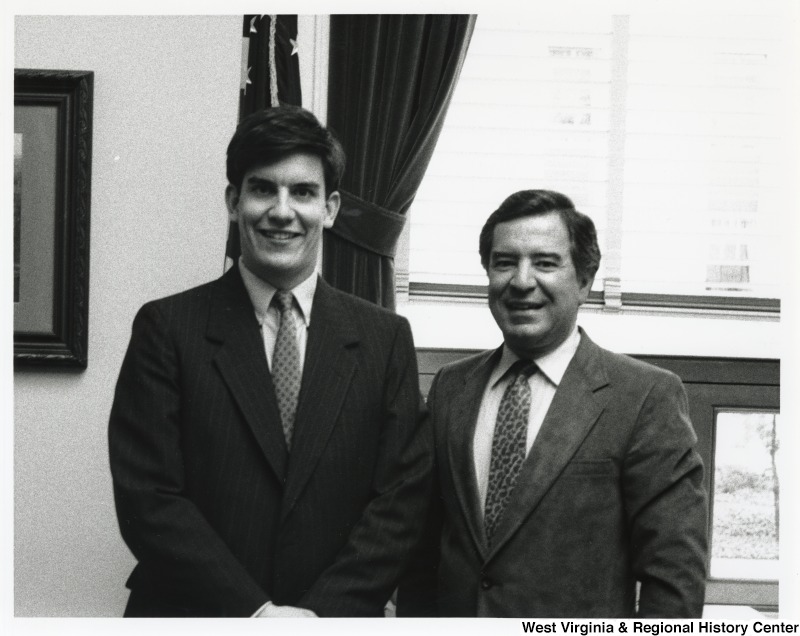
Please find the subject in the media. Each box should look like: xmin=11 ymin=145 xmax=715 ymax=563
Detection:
xmin=108 ymin=301 xmax=269 ymax=616
xmin=623 ymin=371 xmax=709 ymax=617
xmin=395 ymin=366 xmax=444 ymax=617
xmin=298 ymin=317 xmax=434 ymax=617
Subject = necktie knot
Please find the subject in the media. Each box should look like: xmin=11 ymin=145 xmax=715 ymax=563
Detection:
xmin=510 ymin=359 xmax=538 ymax=381
xmin=273 ymin=290 xmax=294 ymax=314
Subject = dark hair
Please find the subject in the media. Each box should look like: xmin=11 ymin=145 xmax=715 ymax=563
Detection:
xmin=226 ymin=105 xmax=346 ymax=195
xmin=479 ymin=189 xmax=601 ymax=283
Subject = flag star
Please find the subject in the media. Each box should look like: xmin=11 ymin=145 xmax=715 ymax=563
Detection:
xmin=290 ymin=38 xmax=299 ymax=56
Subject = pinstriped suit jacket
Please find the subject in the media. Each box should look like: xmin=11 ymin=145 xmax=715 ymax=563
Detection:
xmin=108 ymin=265 xmax=431 ymax=617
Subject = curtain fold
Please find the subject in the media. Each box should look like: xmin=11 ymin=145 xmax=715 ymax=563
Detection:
xmin=324 ymin=14 xmax=476 ymax=309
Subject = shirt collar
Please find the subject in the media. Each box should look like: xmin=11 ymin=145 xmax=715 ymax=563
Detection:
xmin=489 ymin=325 xmax=581 ymax=389
xmin=238 ymin=257 xmax=317 ymax=328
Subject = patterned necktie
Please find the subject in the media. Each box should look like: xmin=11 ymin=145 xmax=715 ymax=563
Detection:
xmin=272 ymin=290 xmax=301 ymax=450
xmin=484 ymin=360 xmax=538 ymax=547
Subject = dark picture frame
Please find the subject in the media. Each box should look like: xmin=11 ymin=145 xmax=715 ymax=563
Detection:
xmin=14 ymin=69 xmax=93 ymax=368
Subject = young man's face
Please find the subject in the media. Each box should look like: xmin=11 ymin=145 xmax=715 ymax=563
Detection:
xmin=226 ymin=153 xmax=340 ymax=289
xmin=487 ymin=212 xmax=593 ymax=359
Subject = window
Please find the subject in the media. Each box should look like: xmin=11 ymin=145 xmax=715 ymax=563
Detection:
xmin=407 ymin=6 xmax=789 ymax=308
xmin=711 ymin=411 xmax=780 ymax=582
xmin=675 ymin=361 xmax=781 ymax=610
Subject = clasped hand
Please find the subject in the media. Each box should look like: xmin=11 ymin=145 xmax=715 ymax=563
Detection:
xmin=257 ymin=602 xmax=318 ymax=618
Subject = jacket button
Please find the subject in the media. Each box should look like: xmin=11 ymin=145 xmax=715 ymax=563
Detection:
xmin=480 ymin=576 xmax=493 ymax=590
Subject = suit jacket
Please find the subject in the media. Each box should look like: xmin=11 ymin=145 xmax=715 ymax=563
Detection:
xmin=398 ymin=330 xmax=707 ymax=618
xmin=108 ymin=266 xmax=430 ymax=617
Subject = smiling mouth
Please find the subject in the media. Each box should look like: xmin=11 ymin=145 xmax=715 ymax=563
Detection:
xmin=259 ymin=230 xmax=301 ymax=241
xmin=506 ymin=300 xmax=544 ymax=311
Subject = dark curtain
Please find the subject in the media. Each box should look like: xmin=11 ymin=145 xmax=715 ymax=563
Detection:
xmin=226 ymin=15 xmax=302 ymax=266
xmin=323 ymin=15 xmax=476 ymax=309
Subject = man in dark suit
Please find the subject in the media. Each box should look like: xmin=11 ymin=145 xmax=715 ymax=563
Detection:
xmin=398 ymin=189 xmax=708 ymax=618
xmin=108 ymin=106 xmax=430 ymax=617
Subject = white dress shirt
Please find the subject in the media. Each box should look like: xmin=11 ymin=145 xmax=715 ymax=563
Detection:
xmin=238 ymin=257 xmax=316 ymax=373
xmin=473 ymin=325 xmax=582 ymax=515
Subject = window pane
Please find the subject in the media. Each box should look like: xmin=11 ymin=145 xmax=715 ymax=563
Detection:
xmin=620 ymin=14 xmax=785 ymax=298
xmin=409 ymin=15 xmax=612 ymax=288
xmin=711 ymin=410 xmax=780 ymax=581
xmin=407 ymin=5 xmax=788 ymax=301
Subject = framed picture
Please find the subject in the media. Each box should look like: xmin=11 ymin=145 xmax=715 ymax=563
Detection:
xmin=14 ymin=69 xmax=93 ymax=368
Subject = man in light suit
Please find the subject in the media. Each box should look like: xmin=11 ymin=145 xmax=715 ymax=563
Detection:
xmin=108 ymin=106 xmax=430 ymax=617
xmin=398 ymin=189 xmax=708 ymax=617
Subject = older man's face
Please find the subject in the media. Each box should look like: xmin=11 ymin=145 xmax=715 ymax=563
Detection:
xmin=487 ymin=212 xmax=593 ymax=359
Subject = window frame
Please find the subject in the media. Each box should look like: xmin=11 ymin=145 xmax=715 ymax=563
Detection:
xmin=407 ymin=281 xmax=780 ymax=314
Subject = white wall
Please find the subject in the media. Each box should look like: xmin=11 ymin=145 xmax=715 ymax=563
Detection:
xmin=14 ymin=15 xmax=242 ymax=616
xmin=399 ymin=298 xmax=782 ymax=358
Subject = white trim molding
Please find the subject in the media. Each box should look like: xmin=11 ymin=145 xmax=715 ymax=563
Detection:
xmin=298 ymin=15 xmax=330 ymax=124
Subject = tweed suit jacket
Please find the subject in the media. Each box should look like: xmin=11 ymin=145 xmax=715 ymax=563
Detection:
xmin=398 ymin=330 xmax=708 ymax=618
xmin=108 ymin=265 xmax=430 ymax=617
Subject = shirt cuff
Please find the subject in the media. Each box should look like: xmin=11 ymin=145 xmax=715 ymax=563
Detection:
xmin=252 ymin=601 xmax=273 ymax=617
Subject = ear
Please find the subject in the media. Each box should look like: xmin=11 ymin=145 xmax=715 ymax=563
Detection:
xmin=225 ymin=184 xmax=240 ymax=222
xmin=578 ymin=273 xmax=595 ymax=303
xmin=323 ymin=191 xmax=341 ymax=229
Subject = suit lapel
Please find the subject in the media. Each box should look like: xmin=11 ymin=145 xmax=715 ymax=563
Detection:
xmin=487 ymin=332 xmax=611 ymax=557
xmin=207 ymin=266 xmax=288 ymax=483
xmin=281 ymin=279 xmax=358 ymax=520
xmin=447 ymin=348 xmax=501 ymax=560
